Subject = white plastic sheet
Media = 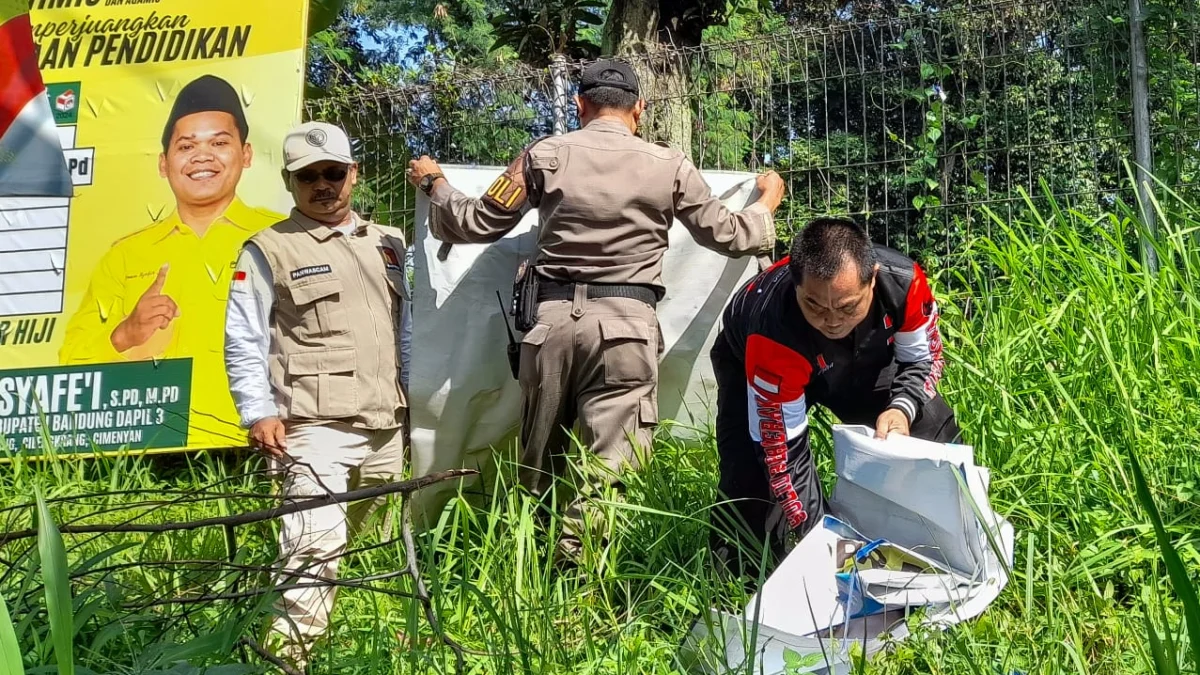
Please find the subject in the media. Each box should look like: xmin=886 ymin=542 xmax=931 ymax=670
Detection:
xmin=682 ymin=425 xmax=1015 ymax=675
xmin=406 ymin=165 xmax=766 ymax=525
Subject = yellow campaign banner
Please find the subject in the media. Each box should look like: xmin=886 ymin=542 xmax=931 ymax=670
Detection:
xmin=0 ymin=0 xmax=310 ymax=456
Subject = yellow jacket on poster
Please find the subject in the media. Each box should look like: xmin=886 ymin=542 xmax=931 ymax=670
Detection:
xmin=58 ymin=197 xmax=284 ymax=447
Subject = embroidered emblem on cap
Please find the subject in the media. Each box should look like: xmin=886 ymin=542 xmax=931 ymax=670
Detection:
xmin=305 ymin=129 xmax=327 ymax=147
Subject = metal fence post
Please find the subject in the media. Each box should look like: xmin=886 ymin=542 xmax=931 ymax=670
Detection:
xmin=1129 ymin=0 xmax=1159 ymax=274
xmin=550 ymin=54 xmax=569 ymax=136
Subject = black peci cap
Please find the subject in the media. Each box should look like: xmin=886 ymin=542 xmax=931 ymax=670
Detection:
xmin=160 ymin=75 xmax=249 ymax=151
xmin=579 ymin=60 xmax=640 ymax=96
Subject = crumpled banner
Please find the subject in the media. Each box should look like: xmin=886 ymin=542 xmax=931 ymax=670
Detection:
xmin=683 ymin=425 xmax=1015 ymax=674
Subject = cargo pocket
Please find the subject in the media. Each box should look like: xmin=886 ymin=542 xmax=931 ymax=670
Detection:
xmin=600 ymin=317 xmax=655 ymax=385
xmin=518 ymin=322 xmax=552 ymax=386
xmin=287 ymin=347 xmax=358 ymax=420
xmin=639 ymin=396 xmax=658 ymax=426
xmin=288 ymin=277 xmax=349 ymax=339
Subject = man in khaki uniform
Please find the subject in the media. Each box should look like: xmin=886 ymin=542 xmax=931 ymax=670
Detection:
xmin=406 ymin=59 xmax=786 ymax=562
xmin=223 ymin=121 xmax=411 ymax=668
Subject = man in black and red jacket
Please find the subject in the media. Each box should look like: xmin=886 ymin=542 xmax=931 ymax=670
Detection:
xmin=708 ymin=217 xmax=961 ymax=578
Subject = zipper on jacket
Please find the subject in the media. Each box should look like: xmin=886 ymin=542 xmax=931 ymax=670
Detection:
xmin=346 ymin=232 xmax=385 ymax=422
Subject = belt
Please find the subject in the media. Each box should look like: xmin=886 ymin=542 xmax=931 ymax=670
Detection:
xmin=537 ymin=279 xmax=659 ymax=308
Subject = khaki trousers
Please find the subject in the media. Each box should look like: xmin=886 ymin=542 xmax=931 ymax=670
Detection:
xmin=269 ymin=421 xmax=407 ymax=662
xmin=517 ymin=286 xmax=662 ymax=555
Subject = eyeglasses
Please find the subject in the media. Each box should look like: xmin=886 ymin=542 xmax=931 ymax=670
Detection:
xmin=293 ymin=166 xmax=348 ymax=184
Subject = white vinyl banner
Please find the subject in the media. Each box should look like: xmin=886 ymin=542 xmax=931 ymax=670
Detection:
xmin=406 ymin=165 xmax=766 ymax=524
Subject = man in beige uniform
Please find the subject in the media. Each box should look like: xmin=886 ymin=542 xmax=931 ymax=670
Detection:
xmin=223 ymin=121 xmax=410 ymax=668
xmin=406 ymin=60 xmax=786 ymax=562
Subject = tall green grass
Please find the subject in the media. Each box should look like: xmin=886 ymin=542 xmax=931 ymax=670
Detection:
xmin=1 ymin=184 xmax=1197 ymax=674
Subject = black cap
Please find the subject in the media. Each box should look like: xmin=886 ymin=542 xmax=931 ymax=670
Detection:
xmin=579 ymin=60 xmax=640 ymax=96
xmin=160 ymin=75 xmax=249 ymax=151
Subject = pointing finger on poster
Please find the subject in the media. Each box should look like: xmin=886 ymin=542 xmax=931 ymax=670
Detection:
xmin=110 ymin=265 xmax=180 ymax=352
xmin=148 ymin=263 xmax=169 ymax=295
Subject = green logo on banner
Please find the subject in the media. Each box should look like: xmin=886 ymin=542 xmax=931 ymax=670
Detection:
xmin=46 ymin=82 xmax=82 ymax=125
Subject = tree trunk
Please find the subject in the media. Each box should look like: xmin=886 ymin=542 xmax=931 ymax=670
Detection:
xmin=601 ymin=0 xmax=694 ymax=161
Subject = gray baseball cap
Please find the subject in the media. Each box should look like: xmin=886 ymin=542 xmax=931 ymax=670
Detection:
xmin=283 ymin=121 xmax=354 ymax=171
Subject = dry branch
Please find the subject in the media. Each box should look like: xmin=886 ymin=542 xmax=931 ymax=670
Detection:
xmin=0 ymin=469 xmax=476 ymax=544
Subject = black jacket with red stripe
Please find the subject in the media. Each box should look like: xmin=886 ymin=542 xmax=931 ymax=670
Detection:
xmin=712 ymin=244 xmax=945 ymax=533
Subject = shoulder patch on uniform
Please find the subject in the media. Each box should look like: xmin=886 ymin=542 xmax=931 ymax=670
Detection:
xmin=379 ymin=245 xmax=402 ymax=271
xmin=484 ymin=173 xmax=525 ymax=211
xmin=483 ymin=152 xmax=530 ymax=213
xmin=290 ymin=264 xmax=332 ymax=281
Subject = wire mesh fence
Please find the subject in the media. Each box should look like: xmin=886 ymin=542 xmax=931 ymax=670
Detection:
xmin=305 ymin=0 xmax=1200 ymax=269
xmin=7 ymin=2 xmax=1200 ymax=670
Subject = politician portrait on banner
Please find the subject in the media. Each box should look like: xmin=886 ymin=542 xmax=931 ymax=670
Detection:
xmin=0 ymin=1 xmax=310 ymax=456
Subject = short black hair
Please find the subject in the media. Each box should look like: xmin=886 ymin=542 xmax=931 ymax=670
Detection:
xmin=161 ymin=75 xmax=249 ymax=152
xmin=580 ymin=86 xmax=640 ymax=112
xmin=788 ymin=217 xmax=877 ymax=285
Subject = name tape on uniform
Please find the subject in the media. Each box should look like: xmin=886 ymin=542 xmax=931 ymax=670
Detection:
xmin=290 ymin=264 xmax=333 ymax=281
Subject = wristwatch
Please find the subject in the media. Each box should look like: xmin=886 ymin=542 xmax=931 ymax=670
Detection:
xmin=418 ymin=172 xmax=444 ymax=195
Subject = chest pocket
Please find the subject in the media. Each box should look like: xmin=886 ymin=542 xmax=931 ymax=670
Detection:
xmin=286 ymin=275 xmax=349 ymax=339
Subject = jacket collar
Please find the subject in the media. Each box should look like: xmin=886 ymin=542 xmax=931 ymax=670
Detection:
xmin=289 ymin=208 xmax=366 ymax=242
xmin=585 ymin=117 xmax=635 ymax=136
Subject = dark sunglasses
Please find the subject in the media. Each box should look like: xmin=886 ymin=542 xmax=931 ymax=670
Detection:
xmin=293 ymin=166 xmax=349 ymax=184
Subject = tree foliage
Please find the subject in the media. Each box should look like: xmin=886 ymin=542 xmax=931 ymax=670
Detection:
xmin=304 ymin=0 xmax=1200 ymax=258
xmin=489 ymin=0 xmax=605 ymax=66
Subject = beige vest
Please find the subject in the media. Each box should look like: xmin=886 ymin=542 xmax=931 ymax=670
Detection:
xmin=249 ymin=209 xmax=409 ymax=430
